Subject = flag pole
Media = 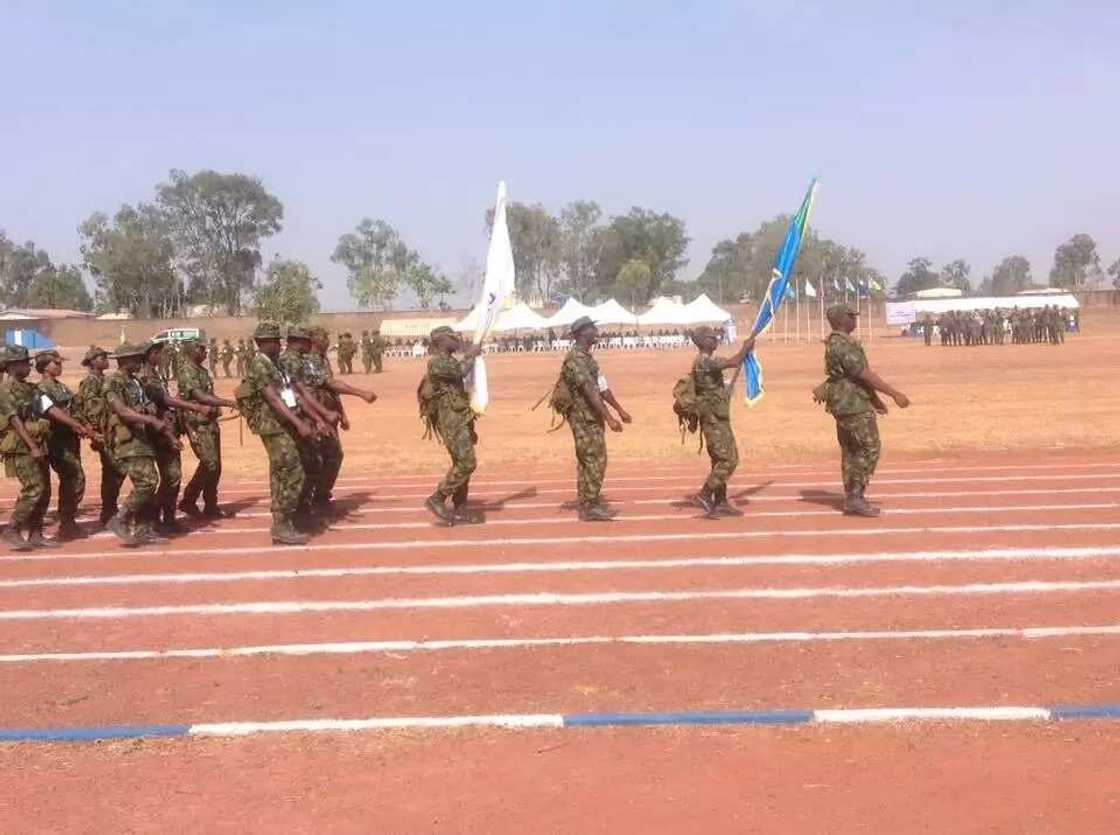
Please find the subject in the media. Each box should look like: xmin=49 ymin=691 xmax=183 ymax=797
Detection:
xmin=795 ymin=282 xmax=801 ymax=344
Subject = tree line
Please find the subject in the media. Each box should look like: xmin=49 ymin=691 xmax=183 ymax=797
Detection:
xmin=2 ymin=169 xmax=1118 ymax=322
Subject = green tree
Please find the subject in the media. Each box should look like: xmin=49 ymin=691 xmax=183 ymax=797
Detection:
xmin=894 ymin=257 xmax=940 ymax=296
xmin=557 ymin=200 xmax=604 ymax=301
xmin=332 ymin=218 xmax=417 ymax=310
xmin=156 ymin=169 xmax=283 ymax=315
xmin=989 ymin=255 xmax=1032 ymax=295
xmin=939 ymin=258 xmax=972 ymax=293
xmin=26 ymin=264 xmax=93 ymax=311
xmin=79 ymin=205 xmax=181 ymax=317
xmin=0 ymin=232 xmax=51 ymax=306
xmin=594 ymin=208 xmax=689 ymax=303
xmin=1108 ymin=257 xmax=1120 ymax=290
xmin=405 ymin=262 xmax=453 ymax=310
xmin=613 ymin=258 xmax=653 ymax=309
xmin=253 ymin=259 xmax=321 ymax=324
xmin=486 ymin=202 xmax=561 ymax=304
xmin=1049 ymin=233 xmax=1102 ymax=288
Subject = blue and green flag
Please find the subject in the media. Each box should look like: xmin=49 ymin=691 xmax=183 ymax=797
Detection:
xmin=743 ymin=178 xmax=820 ymax=405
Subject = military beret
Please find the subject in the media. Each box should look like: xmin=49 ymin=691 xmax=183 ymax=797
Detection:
xmin=111 ymin=341 xmax=148 ymax=359
xmin=1 ymin=345 xmax=30 ymax=366
xmin=286 ymin=324 xmax=312 ymax=340
xmin=827 ymin=303 xmax=859 ymax=318
xmin=81 ymin=345 xmax=109 ymax=367
xmin=429 ymin=325 xmax=457 ymax=341
xmin=253 ymin=322 xmax=282 ymax=340
xmin=568 ymin=315 xmax=597 ymax=336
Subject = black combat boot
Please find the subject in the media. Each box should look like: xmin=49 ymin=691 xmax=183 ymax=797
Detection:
xmin=425 ymin=494 xmax=455 ymax=524
xmin=843 ymin=485 xmax=880 ymax=517
xmin=712 ymin=486 xmax=743 ymax=517
xmin=693 ymin=486 xmax=717 ymax=517
xmin=3 ymin=525 xmax=32 ymax=552
xmin=271 ymin=513 xmax=311 ymax=546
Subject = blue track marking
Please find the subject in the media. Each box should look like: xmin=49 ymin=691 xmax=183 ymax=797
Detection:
xmin=1050 ymin=704 xmax=1120 ymax=720
xmin=0 ymin=724 xmax=190 ymax=743
xmin=564 ymin=710 xmax=814 ymax=727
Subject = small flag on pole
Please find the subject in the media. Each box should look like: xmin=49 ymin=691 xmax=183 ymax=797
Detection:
xmin=804 ymin=279 xmax=817 ymax=299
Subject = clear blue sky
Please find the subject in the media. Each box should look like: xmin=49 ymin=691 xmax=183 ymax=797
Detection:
xmin=2 ymin=0 xmax=1118 ymax=309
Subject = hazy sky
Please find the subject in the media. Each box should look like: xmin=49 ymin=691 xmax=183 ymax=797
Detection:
xmin=3 ymin=0 xmax=1118 ymax=309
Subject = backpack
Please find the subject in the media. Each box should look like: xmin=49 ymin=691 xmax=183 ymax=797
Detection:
xmin=417 ymin=375 xmax=441 ymax=440
xmin=672 ymin=374 xmax=704 ymax=452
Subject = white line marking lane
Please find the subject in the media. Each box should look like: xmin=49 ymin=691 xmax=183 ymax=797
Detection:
xmin=4 ymin=578 xmax=1120 ymax=621
xmin=4 ymin=623 xmax=1120 ymax=664
xmin=6 ymin=545 xmax=1120 ymax=590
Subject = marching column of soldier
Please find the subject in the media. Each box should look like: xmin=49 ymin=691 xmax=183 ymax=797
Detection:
xmin=919 ymin=306 xmax=1074 ymax=347
xmin=0 ymin=304 xmax=908 ymax=549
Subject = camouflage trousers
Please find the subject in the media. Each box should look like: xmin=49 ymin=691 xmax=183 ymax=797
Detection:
xmin=362 ymin=354 xmax=373 ymax=374
xmin=700 ymin=414 xmax=739 ymax=492
xmin=835 ymin=411 xmax=881 ymax=492
xmin=98 ymin=446 xmax=125 ymax=524
xmin=569 ymin=416 xmax=607 ymax=506
xmin=435 ymin=417 xmax=477 ymax=501
xmin=154 ymin=437 xmax=182 ymax=519
xmin=183 ymin=423 xmax=222 ymax=509
xmin=4 ymin=454 xmax=50 ymax=528
xmin=316 ymin=433 xmax=344 ymax=505
xmin=261 ymin=432 xmax=304 ymax=515
xmin=295 ymin=435 xmax=323 ymax=512
xmin=373 ymin=353 xmax=383 ymax=373
xmin=48 ymin=435 xmax=86 ymax=523
xmin=116 ymin=455 xmax=159 ymax=516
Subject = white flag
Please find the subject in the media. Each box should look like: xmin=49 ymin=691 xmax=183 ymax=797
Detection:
xmin=804 ymin=279 xmax=818 ymax=298
xmin=469 ymin=181 xmax=517 ymax=414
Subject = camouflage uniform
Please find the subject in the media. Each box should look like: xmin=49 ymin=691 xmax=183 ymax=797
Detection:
xmin=305 ymin=348 xmax=344 ymax=506
xmin=820 ymin=331 xmax=881 ymax=493
xmin=240 ymin=351 xmax=304 ymax=519
xmin=360 ymin=331 xmax=374 ymax=374
xmin=337 ymin=334 xmax=356 ymax=375
xmin=427 ymin=353 xmax=477 ymax=504
xmin=75 ymin=366 xmax=124 ymax=524
xmin=277 ymin=344 xmax=322 ymax=512
xmin=207 ymin=339 xmax=219 ymax=374
xmin=234 ymin=339 xmax=248 ymax=377
xmin=220 ymin=340 xmax=234 ymax=377
xmin=177 ymin=352 xmax=223 ymax=512
xmin=103 ymin=369 xmax=159 ymax=519
xmin=0 ymin=375 xmax=51 ymax=532
xmin=370 ymin=333 xmax=386 ymax=373
xmin=137 ymin=364 xmax=182 ymax=523
xmin=692 ymin=353 xmax=738 ymax=494
xmin=561 ymin=345 xmax=608 ymax=508
xmin=37 ymin=375 xmax=86 ymax=527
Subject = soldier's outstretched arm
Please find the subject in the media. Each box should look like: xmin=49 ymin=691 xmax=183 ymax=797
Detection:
xmin=161 ymin=392 xmax=215 ymax=418
xmin=188 ymin=387 xmax=236 ymax=409
xmin=856 ymin=366 xmax=910 ymax=409
xmin=42 ymin=405 xmax=98 ymax=440
xmin=262 ymin=384 xmax=314 ymax=438
xmin=600 ymin=389 xmax=632 ymax=424
xmin=713 ymin=336 xmax=757 ymax=370
xmin=579 ymin=380 xmax=623 ymax=432
xmin=325 ymin=378 xmax=377 ymax=403
xmin=293 ymin=381 xmax=337 ymax=426
xmin=107 ymin=392 xmax=164 ymax=431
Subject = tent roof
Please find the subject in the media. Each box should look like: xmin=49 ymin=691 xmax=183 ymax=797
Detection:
xmin=491 ymin=302 xmax=549 ymax=332
xmin=637 ymin=297 xmax=692 ymax=326
xmin=682 ymin=293 xmax=733 ymax=323
xmin=586 ymin=298 xmax=637 ymax=326
xmin=544 ymin=297 xmax=595 ymax=328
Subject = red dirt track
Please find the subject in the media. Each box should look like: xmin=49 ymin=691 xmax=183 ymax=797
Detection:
xmin=3 ymin=451 xmax=1120 ymax=832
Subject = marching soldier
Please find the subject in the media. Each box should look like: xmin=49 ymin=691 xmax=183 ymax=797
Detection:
xmin=813 ymin=304 xmax=910 ymax=517
xmin=687 ymin=326 xmax=756 ymax=518
xmin=370 ymin=327 xmax=386 ymax=373
xmin=561 ymin=316 xmax=630 ymax=521
xmin=138 ymin=341 xmax=214 ymax=534
xmin=307 ymin=326 xmax=377 ymax=511
xmin=34 ymin=350 xmax=95 ymax=540
xmin=237 ymin=322 xmax=316 ymax=545
xmin=0 ymin=346 xmax=97 ymax=550
xmin=219 ymin=339 xmax=235 ymax=378
xmin=234 ymin=338 xmax=248 ymax=378
xmin=421 ymin=327 xmax=483 ymax=524
xmin=176 ymin=335 xmax=238 ymax=519
xmin=360 ymin=330 xmax=374 ymax=374
xmin=74 ymin=346 xmax=124 ymax=528
xmin=337 ymin=332 xmax=356 ymax=375
xmin=207 ymin=337 xmax=219 ymax=374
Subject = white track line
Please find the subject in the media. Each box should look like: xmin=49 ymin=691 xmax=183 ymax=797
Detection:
xmin=5 ymin=623 xmax=1120 ymax=664
xmin=4 ymin=578 xmax=1120 ymax=621
xmin=7 ymin=545 xmax=1120 ymax=590
xmin=5 ymin=521 xmax=1120 ymax=564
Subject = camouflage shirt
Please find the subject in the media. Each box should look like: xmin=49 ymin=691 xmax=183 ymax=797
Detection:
xmin=691 ymin=353 xmax=731 ymax=419
xmin=37 ymin=376 xmax=77 ymax=443
xmin=561 ymin=346 xmax=602 ymax=424
xmin=0 ymin=379 xmax=49 ymax=455
xmin=427 ymin=354 xmax=471 ymax=414
xmin=176 ymin=357 xmax=216 ymax=427
xmin=306 ymin=352 xmax=340 ymax=412
xmin=823 ymin=331 xmax=873 ymax=417
xmin=240 ymin=353 xmax=289 ymax=436
xmin=103 ymin=370 xmax=157 ymax=459
xmin=75 ymin=373 xmax=109 ymax=433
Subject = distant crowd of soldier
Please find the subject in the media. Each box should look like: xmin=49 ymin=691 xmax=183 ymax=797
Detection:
xmin=184 ymin=329 xmax=390 ymax=380
xmin=918 ymin=306 xmax=1077 ymax=347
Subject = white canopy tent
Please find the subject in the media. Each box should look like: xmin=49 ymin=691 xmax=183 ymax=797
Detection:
xmin=544 ymin=297 xmax=596 ymax=329
xmin=683 ymin=293 xmax=733 ymax=323
xmin=885 ymin=294 xmax=1080 ymax=326
xmin=453 ymin=301 xmax=549 ymax=333
xmin=636 ymin=297 xmax=692 ymax=326
xmin=587 ymin=298 xmax=637 ymax=326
